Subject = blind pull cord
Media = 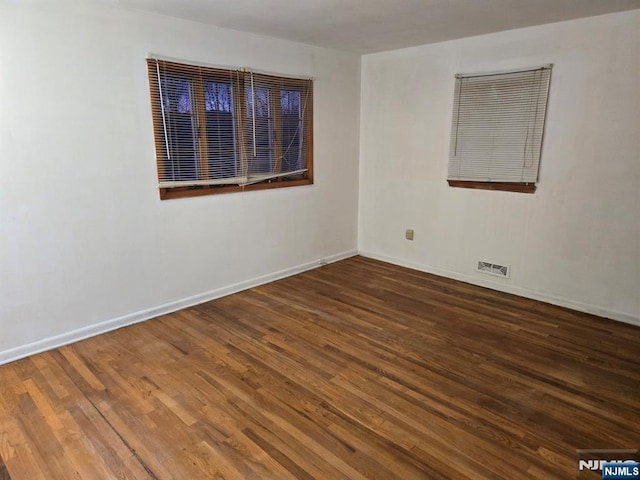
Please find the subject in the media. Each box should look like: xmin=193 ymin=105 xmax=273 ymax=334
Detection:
xmin=156 ymin=61 xmax=172 ymax=162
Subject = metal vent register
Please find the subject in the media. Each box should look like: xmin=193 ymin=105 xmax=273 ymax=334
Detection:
xmin=477 ymin=261 xmax=510 ymax=278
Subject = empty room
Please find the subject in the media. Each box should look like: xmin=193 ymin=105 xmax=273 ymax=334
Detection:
xmin=1 ymin=0 xmax=639 ymax=478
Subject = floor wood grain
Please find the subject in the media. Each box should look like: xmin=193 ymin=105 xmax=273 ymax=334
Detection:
xmin=0 ymin=256 xmax=638 ymax=479
xmin=0 ymin=455 xmax=10 ymax=480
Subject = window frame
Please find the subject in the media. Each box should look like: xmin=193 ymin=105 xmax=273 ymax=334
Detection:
xmin=146 ymin=58 xmax=314 ymax=200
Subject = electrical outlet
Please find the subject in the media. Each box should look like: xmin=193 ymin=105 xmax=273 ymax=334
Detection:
xmin=405 ymin=229 xmax=414 ymax=241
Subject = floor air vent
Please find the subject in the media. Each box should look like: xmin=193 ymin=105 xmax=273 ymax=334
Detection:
xmin=477 ymin=261 xmax=510 ymax=278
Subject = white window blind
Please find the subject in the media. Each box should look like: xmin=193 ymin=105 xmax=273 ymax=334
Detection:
xmin=147 ymin=58 xmax=313 ymax=191
xmin=447 ymin=65 xmax=552 ymax=186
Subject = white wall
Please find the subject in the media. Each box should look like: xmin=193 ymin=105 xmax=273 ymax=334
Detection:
xmin=359 ymin=11 xmax=640 ymax=325
xmin=0 ymin=1 xmax=361 ymax=362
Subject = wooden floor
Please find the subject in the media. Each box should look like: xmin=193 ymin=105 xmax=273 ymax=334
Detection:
xmin=0 ymin=257 xmax=639 ymax=479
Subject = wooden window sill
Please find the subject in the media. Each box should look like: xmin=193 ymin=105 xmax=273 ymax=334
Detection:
xmin=447 ymin=180 xmax=536 ymax=194
xmin=160 ymin=177 xmax=313 ymax=200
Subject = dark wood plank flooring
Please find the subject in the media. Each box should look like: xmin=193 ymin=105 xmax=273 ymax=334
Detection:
xmin=0 ymin=256 xmax=638 ymax=479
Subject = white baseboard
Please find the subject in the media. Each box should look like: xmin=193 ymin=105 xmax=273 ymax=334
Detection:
xmin=0 ymin=250 xmax=358 ymax=366
xmin=359 ymin=250 xmax=640 ymax=328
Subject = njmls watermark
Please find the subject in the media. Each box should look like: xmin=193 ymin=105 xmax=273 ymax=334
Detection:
xmin=577 ymin=449 xmax=640 ymax=479
xmin=601 ymin=463 xmax=640 ymax=480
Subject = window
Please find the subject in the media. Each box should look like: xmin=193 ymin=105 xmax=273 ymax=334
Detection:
xmin=447 ymin=65 xmax=552 ymax=193
xmin=147 ymin=59 xmax=313 ymax=199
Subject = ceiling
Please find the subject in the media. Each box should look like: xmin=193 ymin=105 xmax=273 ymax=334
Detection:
xmin=109 ymin=0 xmax=640 ymax=53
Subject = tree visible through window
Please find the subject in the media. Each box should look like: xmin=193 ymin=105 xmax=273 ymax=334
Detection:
xmin=147 ymin=59 xmax=313 ymax=200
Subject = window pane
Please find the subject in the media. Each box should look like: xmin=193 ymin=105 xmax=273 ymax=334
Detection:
xmin=161 ymin=76 xmax=199 ymax=181
xmin=205 ymin=81 xmax=237 ymax=178
xmin=246 ymin=86 xmax=274 ymax=174
xmin=280 ymin=90 xmax=303 ymax=172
